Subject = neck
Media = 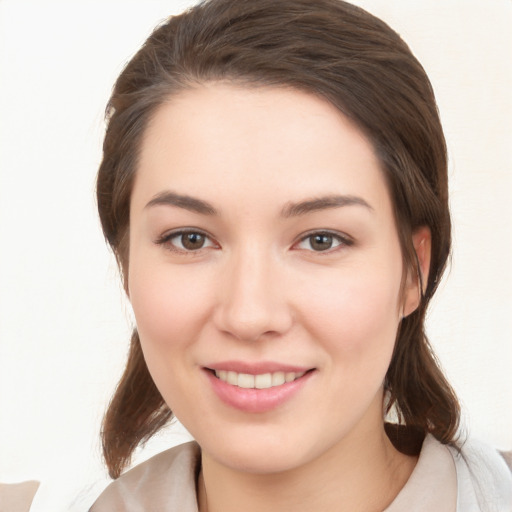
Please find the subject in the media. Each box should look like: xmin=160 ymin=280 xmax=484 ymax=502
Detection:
xmin=198 ymin=421 xmax=417 ymax=512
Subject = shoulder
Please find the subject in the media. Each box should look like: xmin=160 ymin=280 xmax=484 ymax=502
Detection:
xmin=0 ymin=481 xmax=39 ymax=512
xmin=447 ymin=437 xmax=512 ymax=511
xmin=89 ymin=441 xmax=200 ymax=512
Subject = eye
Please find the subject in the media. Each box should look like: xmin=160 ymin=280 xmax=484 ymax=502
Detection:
xmin=295 ymin=231 xmax=352 ymax=252
xmin=155 ymin=229 xmax=217 ymax=252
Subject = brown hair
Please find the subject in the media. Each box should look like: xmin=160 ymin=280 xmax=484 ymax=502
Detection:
xmin=97 ymin=0 xmax=460 ymax=479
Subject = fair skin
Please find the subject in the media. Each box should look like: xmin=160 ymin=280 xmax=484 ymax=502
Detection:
xmin=128 ymin=84 xmax=430 ymax=512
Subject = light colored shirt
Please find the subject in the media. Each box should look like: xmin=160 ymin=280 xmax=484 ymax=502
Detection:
xmin=90 ymin=435 xmax=512 ymax=511
xmin=0 ymin=481 xmax=39 ymax=512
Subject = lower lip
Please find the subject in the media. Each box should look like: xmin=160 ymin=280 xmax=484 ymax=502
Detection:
xmin=204 ymin=370 xmax=314 ymax=413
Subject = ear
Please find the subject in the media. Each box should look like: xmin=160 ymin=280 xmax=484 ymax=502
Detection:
xmin=402 ymin=226 xmax=431 ymax=318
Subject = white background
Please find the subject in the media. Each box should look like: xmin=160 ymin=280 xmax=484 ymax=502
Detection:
xmin=0 ymin=1 xmax=511 ymax=510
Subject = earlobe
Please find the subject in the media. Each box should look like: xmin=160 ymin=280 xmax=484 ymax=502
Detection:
xmin=402 ymin=226 xmax=432 ymax=317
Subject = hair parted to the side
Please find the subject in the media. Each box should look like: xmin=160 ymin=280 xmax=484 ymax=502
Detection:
xmin=97 ymin=0 xmax=460 ymax=479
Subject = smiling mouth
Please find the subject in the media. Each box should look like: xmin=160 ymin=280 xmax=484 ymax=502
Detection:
xmin=212 ymin=370 xmax=309 ymax=389
xmin=205 ymin=366 xmax=315 ymax=412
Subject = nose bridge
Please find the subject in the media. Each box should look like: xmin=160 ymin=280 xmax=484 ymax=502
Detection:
xmin=215 ymin=242 xmax=291 ymax=341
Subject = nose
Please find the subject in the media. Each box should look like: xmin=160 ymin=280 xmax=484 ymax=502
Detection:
xmin=213 ymin=247 xmax=293 ymax=342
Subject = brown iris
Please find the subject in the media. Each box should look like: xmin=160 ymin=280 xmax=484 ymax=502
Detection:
xmin=181 ymin=232 xmax=206 ymax=250
xmin=309 ymin=234 xmax=334 ymax=251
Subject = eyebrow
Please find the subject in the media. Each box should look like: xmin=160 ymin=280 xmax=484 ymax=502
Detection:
xmin=145 ymin=191 xmax=373 ymax=217
xmin=281 ymin=195 xmax=373 ymax=217
xmin=145 ymin=191 xmax=218 ymax=215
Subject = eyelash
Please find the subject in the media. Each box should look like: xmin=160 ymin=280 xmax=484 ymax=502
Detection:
xmin=294 ymin=230 xmax=353 ymax=253
xmin=154 ymin=229 xmax=217 ymax=254
xmin=154 ymin=229 xmax=353 ymax=254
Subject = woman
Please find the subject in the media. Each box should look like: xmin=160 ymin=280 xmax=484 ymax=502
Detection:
xmin=90 ymin=0 xmax=512 ymax=510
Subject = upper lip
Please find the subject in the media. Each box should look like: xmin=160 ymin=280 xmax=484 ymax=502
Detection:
xmin=203 ymin=360 xmax=314 ymax=374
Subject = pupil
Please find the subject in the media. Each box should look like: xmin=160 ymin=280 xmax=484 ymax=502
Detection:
xmin=311 ymin=234 xmax=332 ymax=251
xmin=183 ymin=233 xmax=204 ymax=250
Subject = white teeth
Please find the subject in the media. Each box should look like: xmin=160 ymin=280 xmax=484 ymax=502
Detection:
xmin=285 ymin=372 xmax=296 ymax=383
xmin=271 ymin=371 xmax=285 ymax=386
xmin=255 ymin=373 xmax=272 ymax=389
xmin=237 ymin=373 xmax=255 ymax=388
xmin=214 ymin=370 xmax=306 ymax=389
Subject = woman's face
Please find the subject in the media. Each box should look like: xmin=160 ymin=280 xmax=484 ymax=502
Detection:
xmin=128 ymin=84 xmax=421 ymax=473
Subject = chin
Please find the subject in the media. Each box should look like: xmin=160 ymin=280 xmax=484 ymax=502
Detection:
xmin=214 ymin=444 xmax=305 ymax=475
xmin=196 ymin=423 xmax=325 ymax=476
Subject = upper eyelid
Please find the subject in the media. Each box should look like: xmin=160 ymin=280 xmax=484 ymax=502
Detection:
xmin=154 ymin=227 xmax=352 ymax=248
xmin=153 ymin=228 xmax=219 ymax=255
xmin=291 ymin=230 xmax=354 ymax=253
xmin=295 ymin=229 xmax=353 ymax=243
xmin=155 ymin=227 xmax=215 ymax=243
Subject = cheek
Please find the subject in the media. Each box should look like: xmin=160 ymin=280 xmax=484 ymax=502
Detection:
xmin=299 ymin=267 xmax=403 ymax=424
xmin=128 ymin=259 xmax=214 ymax=353
xmin=128 ymin=259 xmax=218 ymax=413
xmin=300 ymin=264 xmax=402 ymax=356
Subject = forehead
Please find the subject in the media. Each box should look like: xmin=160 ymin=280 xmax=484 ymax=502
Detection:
xmin=133 ymin=84 xmax=391 ymax=215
